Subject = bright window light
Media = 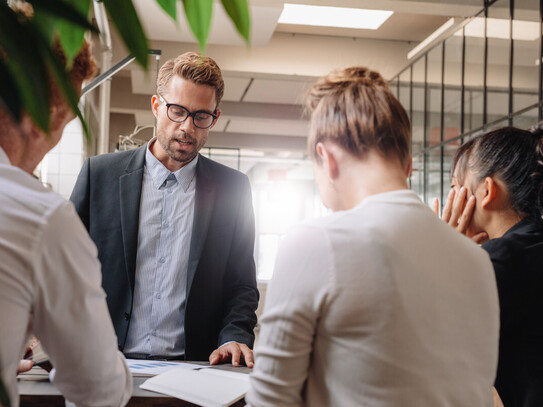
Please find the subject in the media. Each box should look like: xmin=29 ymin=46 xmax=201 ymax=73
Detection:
xmin=278 ymin=4 xmax=393 ymax=30
xmin=454 ymin=17 xmax=539 ymax=41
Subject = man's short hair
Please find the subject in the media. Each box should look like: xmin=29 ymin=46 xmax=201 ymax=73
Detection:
xmin=156 ymin=52 xmax=224 ymax=109
xmin=305 ymin=66 xmax=411 ymax=167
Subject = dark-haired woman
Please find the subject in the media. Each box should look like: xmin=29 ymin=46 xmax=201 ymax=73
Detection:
xmin=440 ymin=126 xmax=543 ymax=407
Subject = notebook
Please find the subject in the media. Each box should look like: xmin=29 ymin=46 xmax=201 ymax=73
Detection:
xmin=140 ymin=367 xmax=250 ymax=407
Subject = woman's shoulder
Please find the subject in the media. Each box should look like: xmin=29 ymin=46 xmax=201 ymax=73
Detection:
xmin=482 ymin=217 xmax=543 ymax=268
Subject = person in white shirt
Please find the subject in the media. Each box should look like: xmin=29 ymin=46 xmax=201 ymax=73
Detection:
xmin=0 ymin=39 xmax=132 ymax=406
xmin=246 ymin=67 xmax=500 ymax=406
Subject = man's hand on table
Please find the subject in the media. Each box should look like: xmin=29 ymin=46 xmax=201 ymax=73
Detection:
xmin=209 ymin=342 xmax=254 ymax=368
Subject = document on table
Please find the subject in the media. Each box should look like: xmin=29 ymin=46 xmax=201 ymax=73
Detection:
xmin=126 ymin=359 xmax=210 ymax=376
xmin=140 ymin=368 xmax=250 ymax=407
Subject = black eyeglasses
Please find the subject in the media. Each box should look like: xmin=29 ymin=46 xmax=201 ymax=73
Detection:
xmin=158 ymin=95 xmax=217 ymax=129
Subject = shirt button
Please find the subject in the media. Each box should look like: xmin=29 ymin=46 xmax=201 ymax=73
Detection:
xmin=167 ymin=188 xmax=173 ymax=194
xmin=156 ymin=293 xmax=161 ymax=299
xmin=123 ymin=312 xmax=130 ymax=321
xmin=152 ymin=330 xmax=157 ymax=336
xmin=159 ymin=257 xmax=166 ymax=263
xmin=163 ymin=222 xmax=169 ymax=228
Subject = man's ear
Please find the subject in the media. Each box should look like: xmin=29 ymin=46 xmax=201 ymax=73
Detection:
xmin=151 ymin=95 xmax=160 ymax=119
xmin=316 ymin=142 xmax=339 ymax=180
xmin=208 ymin=109 xmax=221 ymax=129
xmin=481 ymin=176 xmax=498 ymax=209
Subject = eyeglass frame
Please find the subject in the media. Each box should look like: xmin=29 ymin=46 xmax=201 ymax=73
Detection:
xmin=157 ymin=94 xmax=218 ymax=129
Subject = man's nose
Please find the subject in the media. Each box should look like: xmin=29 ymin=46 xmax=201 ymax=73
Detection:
xmin=179 ymin=117 xmax=196 ymax=134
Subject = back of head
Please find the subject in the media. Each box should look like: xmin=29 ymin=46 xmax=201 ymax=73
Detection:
xmin=305 ymin=66 xmax=411 ymax=167
xmin=453 ymin=126 xmax=543 ymax=217
xmin=156 ymin=52 xmax=224 ymax=109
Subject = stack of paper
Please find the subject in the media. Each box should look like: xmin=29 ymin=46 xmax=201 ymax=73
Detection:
xmin=140 ymin=368 xmax=250 ymax=407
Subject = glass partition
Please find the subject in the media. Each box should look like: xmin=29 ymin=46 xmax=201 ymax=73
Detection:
xmin=463 ymin=15 xmax=486 ymax=132
xmin=512 ymin=0 xmax=540 ymax=113
xmin=412 ymin=58 xmax=426 ymax=155
xmin=426 ymin=44 xmax=443 ymax=148
xmin=443 ymin=35 xmax=463 ymax=140
xmin=390 ymin=0 xmax=543 ymax=205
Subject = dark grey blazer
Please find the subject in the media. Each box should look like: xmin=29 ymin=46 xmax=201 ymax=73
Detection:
xmin=70 ymin=145 xmax=259 ymax=360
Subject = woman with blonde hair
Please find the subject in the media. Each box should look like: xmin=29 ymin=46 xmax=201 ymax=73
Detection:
xmin=246 ymin=67 xmax=500 ymax=406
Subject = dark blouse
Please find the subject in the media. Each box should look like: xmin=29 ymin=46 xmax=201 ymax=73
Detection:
xmin=482 ymin=216 xmax=543 ymax=407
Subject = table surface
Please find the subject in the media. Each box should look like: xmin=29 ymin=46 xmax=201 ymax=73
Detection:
xmin=18 ymin=362 xmax=251 ymax=407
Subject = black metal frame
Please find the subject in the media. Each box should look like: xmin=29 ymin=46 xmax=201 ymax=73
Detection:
xmin=391 ymin=0 xmax=542 ymax=203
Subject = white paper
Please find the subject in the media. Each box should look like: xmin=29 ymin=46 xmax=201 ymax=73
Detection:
xmin=140 ymin=368 xmax=250 ymax=407
xmin=126 ymin=359 xmax=209 ymax=376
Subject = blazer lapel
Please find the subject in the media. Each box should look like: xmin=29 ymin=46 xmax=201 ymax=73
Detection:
xmin=119 ymin=145 xmax=146 ymax=291
xmin=187 ymin=155 xmax=217 ymax=295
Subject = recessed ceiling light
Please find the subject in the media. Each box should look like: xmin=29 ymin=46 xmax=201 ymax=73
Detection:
xmin=278 ymin=4 xmax=393 ymax=30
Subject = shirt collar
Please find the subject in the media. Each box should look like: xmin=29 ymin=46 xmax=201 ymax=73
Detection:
xmin=145 ymin=138 xmax=198 ymax=192
xmin=0 ymin=146 xmax=11 ymax=166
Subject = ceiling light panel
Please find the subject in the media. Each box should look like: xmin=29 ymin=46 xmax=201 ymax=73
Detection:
xmin=278 ymin=4 xmax=393 ymax=30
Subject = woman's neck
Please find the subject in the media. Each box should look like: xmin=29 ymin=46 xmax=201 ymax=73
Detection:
xmin=486 ymin=209 xmax=523 ymax=239
xmin=335 ymin=151 xmax=409 ymax=211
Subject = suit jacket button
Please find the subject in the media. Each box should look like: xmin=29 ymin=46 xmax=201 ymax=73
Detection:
xmin=123 ymin=312 xmax=130 ymax=321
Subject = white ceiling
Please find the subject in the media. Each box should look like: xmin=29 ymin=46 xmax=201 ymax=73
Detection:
xmin=99 ymin=0 xmax=535 ymax=157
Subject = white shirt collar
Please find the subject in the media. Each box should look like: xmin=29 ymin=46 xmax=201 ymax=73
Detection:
xmin=0 ymin=146 xmax=12 ymax=166
xmin=144 ymin=138 xmax=198 ymax=192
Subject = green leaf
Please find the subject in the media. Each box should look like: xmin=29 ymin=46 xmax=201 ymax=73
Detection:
xmin=55 ymin=0 xmax=92 ymax=66
xmin=0 ymin=3 xmax=51 ymax=131
xmin=41 ymin=39 xmax=91 ymax=141
xmin=221 ymin=0 xmax=250 ymax=45
xmin=33 ymin=8 xmax=57 ymax=44
xmin=183 ymin=0 xmax=213 ymax=52
xmin=103 ymin=0 xmax=149 ymax=69
xmin=29 ymin=0 xmax=98 ymax=33
xmin=0 ymin=59 xmax=23 ymax=123
xmin=157 ymin=0 xmax=177 ymax=21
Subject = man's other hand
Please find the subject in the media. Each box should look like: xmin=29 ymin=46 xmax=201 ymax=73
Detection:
xmin=209 ymin=342 xmax=254 ymax=368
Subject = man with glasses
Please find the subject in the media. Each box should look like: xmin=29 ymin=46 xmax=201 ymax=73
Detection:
xmin=70 ymin=52 xmax=259 ymax=367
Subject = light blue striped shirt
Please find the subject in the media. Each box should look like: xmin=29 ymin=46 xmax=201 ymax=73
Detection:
xmin=124 ymin=140 xmax=197 ymax=358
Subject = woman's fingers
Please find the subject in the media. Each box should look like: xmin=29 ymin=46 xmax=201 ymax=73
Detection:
xmin=448 ymin=187 xmax=467 ymax=227
xmin=432 ymin=198 xmax=440 ymax=217
xmin=456 ymin=195 xmax=475 ymax=234
xmin=441 ymin=188 xmax=455 ymax=223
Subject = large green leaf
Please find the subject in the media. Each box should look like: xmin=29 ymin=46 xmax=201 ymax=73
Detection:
xmin=103 ymin=0 xmax=149 ymax=69
xmin=55 ymin=0 xmax=92 ymax=66
xmin=0 ymin=3 xmax=51 ymax=131
xmin=183 ymin=0 xmax=213 ymax=52
xmin=157 ymin=0 xmax=177 ymax=21
xmin=221 ymin=0 xmax=250 ymax=45
xmin=40 ymin=37 xmax=91 ymax=141
xmin=0 ymin=59 xmax=23 ymax=123
xmin=33 ymin=8 xmax=57 ymax=45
